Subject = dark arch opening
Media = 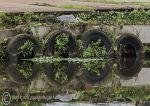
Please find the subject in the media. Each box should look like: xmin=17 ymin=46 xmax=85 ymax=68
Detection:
xmin=117 ymin=34 xmax=144 ymax=58
xmin=44 ymin=30 xmax=77 ymax=58
xmin=82 ymin=29 xmax=112 ymax=52
xmin=82 ymin=29 xmax=112 ymax=58
xmin=121 ymin=44 xmax=136 ymax=57
xmin=54 ymin=40 xmax=69 ymax=58
xmin=17 ymin=40 xmax=36 ymax=59
xmin=89 ymin=38 xmax=105 ymax=47
xmin=7 ymin=34 xmax=41 ymax=61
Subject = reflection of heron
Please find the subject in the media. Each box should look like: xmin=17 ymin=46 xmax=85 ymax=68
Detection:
xmin=6 ymin=61 xmax=40 ymax=85
xmin=44 ymin=61 xmax=76 ymax=87
xmin=117 ymin=57 xmax=143 ymax=79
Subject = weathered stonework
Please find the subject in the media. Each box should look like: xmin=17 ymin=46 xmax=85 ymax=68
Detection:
xmin=0 ymin=24 xmax=150 ymax=43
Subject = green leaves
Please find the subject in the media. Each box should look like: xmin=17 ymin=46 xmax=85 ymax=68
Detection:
xmin=54 ymin=65 xmax=68 ymax=84
xmin=82 ymin=61 xmax=106 ymax=76
xmin=79 ymin=87 xmax=150 ymax=103
xmin=82 ymin=39 xmax=107 ymax=58
xmin=1 ymin=10 xmax=150 ymax=29
xmin=18 ymin=62 xmax=33 ymax=79
xmin=18 ymin=40 xmax=33 ymax=58
xmin=145 ymin=46 xmax=150 ymax=53
xmin=76 ymin=10 xmax=150 ymax=25
xmin=0 ymin=12 xmax=59 ymax=28
xmin=0 ymin=38 xmax=9 ymax=60
xmin=54 ymin=33 xmax=69 ymax=56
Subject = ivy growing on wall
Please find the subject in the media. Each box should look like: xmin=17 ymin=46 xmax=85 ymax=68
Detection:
xmin=18 ymin=40 xmax=34 ymax=59
xmin=0 ymin=38 xmax=10 ymax=60
xmin=54 ymin=33 xmax=69 ymax=57
xmin=82 ymin=39 xmax=107 ymax=58
xmin=0 ymin=9 xmax=150 ymax=29
xmin=18 ymin=62 xmax=33 ymax=79
xmin=76 ymin=9 xmax=150 ymax=25
xmin=0 ymin=12 xmax=60 ymax=28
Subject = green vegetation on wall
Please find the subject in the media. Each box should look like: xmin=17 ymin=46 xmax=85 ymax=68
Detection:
xmin=18 ymin=40 xmax=34 ymax=58
xmin=54 ymin=33 xmax=69 ymax=57
xmin=76 ymin=9 xmax=150 ymax=25
xmin=0 ymin=9 xmax=150 ymax=29
xmin=18 ymin=62 xmax=33 ymax=79
xmin=82 ymin=39 xmax=107 ymax=58
xmin=0 ymin=38 xmax=10 ymax=60
xmin=0 ymin=12 xmax=60 ymax=29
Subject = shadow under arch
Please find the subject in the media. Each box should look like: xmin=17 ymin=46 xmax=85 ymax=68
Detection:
xmin=6 ymin=60 xmax=41 ymax=85
xmin=117 ymin=57 xmax=143 ymax=79
xmin=44 ymin=61 xmax=76 ymax=87
xmin=117 ymin=33 xmax=144 ymax=58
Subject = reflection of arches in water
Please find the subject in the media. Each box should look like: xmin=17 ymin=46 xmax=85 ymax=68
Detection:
xmin=6 ymin=61 xmax=40 ymax=85
xmin=81 ymin=62 xmax=111 ymax=84
xmin=117 ymin=57 xmax=143 ymax=79
xmin=117 ymin=34 xmax=144 ymax=58
xmin=44 ymin=61 xmax=76 ymax=86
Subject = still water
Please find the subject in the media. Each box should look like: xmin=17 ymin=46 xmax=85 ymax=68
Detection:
xmin=0 ymin=57 xmax=150 ymax=106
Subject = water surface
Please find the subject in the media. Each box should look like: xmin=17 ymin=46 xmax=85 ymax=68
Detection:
xmin=0 ymin=57 xmax=150 ymax=106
